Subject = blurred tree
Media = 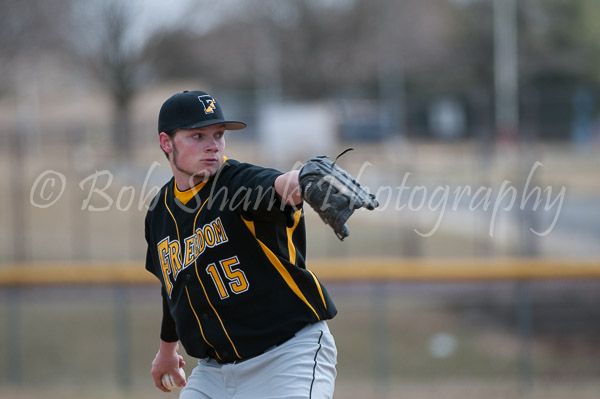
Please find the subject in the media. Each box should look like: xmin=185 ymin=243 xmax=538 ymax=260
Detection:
xmin=578 ymin=0 xmax=600 ymax=84
xmin=0 ymin=0 xmax=71 ymax=94
xmin=148 ymin=0 xmax=465 ymax=100
xmin=442 ymin=0 xmax=600 ymax=140
xmin=519 ymin=0 xmax=587 ymax=81
xmin=5 ymin=0 xmax=598 ymax=143
xmin=252 ymin=0 xmax=466 ymax=99
xmin=525 ymin=0 xmax=600 ymax=84
xmin=0 ymin=0 xmax=73 ymax=262
xmin=445 ymin=0 xmax=600 ymax=87
xmin=66 ymin=1 xmax=158 ymax=158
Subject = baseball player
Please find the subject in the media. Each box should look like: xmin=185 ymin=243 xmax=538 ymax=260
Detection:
xmin=145 ymin=90 xmax=377 ymax=399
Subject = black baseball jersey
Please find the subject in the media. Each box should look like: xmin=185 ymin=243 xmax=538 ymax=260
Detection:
xmin=145 ymin=158 xmax=337 ymax=363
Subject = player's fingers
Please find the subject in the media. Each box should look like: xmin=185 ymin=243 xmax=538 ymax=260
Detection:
xmin=153 ymin=374 xmax=171 ymax=392
xmin=151 ymin=364 xmax=171 ymax=392
xmin=173 ymin=373 xmax=187 ymax=387
xmin=164 ymin=367 xmax=187 ymax=388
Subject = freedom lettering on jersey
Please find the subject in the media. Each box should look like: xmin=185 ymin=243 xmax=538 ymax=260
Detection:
xmin=157 ymin=217 xmax=228 ymax=296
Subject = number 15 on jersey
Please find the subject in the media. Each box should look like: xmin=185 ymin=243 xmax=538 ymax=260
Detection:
xmin=206 ymin=256 xmax=249 ymax=299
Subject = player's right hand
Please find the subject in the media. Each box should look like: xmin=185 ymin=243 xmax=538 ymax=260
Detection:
xmin=151 ymin=341 xmax=187 ymax=392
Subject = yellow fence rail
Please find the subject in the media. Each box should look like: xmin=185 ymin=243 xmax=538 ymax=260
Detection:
xmin=1 ymin=258 xmax=600 ymax=286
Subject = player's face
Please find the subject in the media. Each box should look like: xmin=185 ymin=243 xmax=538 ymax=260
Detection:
xmin=170 ymin=124 xmax=226 ymax=185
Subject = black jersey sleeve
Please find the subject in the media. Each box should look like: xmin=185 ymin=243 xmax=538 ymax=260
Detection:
xmin=145 ymin=193 xmax=178 ymax=342
xmin=217 ymin=161 xmax=291 ymax=221
xmin=144 ymin=211 xmax=157 ymax=276
xmin=160 ymin=287 xmax=179 ymax=342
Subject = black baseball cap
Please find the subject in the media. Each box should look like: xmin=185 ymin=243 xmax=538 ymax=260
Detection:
xmin=158 ymin=90 xmax=246 ymax=134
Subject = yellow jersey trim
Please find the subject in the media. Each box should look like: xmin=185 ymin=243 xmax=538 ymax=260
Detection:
xmin=173 ymin=156 xmax=227 ymax=204
xmin=286 ymin=209 xmax=302 ymax=265
xmin=193 ymin=261 xmax=242 ymax=360
xmin=185 ymin=286 xmax=221 ymax=360
xmin=174 ymin=180 xmax=208 ymax=205
xmin=241 ymin=216 xmax=321 ymax=320
xmin=164 ymin=187 xmax=181 ymax=244
xmin=191 ymin=195 xmax=242 ymax=360
xmin=308 ymin=270 xmax=327 ymax=310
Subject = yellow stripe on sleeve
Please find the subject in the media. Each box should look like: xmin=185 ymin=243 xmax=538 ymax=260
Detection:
xmin=307 ymin=270 xmax=327 ymax=310
xmin=286 ymin=209 xmax=302 ymax=265
xmin=241 ymin=216 xmax=321 ymax=320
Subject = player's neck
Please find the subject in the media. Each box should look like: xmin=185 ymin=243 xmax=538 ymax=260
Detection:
xmin=168 ymin=161 xmax=205 ymax=190
xmin=173 ymin=173 xmax=206 ymax=191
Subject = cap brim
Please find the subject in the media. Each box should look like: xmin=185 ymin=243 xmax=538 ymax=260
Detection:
xmin=182 ymin=120 xmax=247 ymax=131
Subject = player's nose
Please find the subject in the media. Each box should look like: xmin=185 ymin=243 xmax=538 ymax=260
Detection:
xmin=205 ymin=138 xmax=219 ymax=152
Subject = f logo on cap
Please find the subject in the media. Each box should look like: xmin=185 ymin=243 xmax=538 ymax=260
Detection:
xmin=198 ymin=95 xmax=216 ymax=114
xmin=158 ymin=90 xmax=247 ymax=134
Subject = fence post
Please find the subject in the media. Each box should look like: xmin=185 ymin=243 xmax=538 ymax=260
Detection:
xmin=114 ymin=285 xmax=132 ymax=390
xmin=372 ymin=281 xmax=390 ymax=397
xmin=5 ymin=287 xmax=23 ymax=385
xmin=516 ymin=281 xmax=533 ymax=395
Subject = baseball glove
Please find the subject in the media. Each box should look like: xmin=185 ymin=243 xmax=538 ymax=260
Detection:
xmin=298 ymin=148 xmax=379 ymax=240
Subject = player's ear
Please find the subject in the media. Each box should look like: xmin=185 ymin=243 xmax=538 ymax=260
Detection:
xmin=159 ymin=132 xmax=173 ymax=155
